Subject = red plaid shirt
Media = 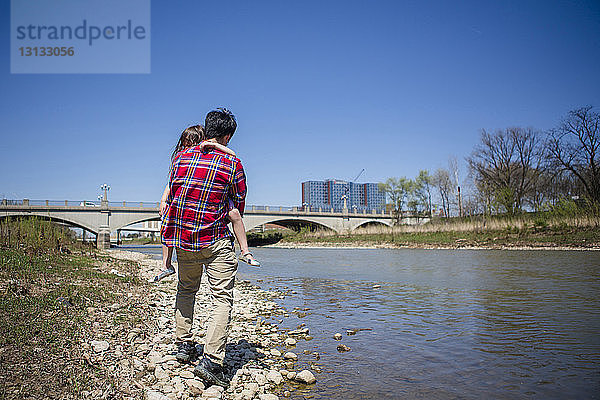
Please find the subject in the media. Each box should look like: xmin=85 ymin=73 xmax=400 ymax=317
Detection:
xmin=160 ymin=145 xmax=246 ymax=251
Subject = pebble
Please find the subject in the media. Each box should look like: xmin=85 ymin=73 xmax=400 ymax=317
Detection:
xmin=155 ymin=365 xmax=169 ymax=380
xmin=287 ymin=328 xmax=309 ymax=336
xmin=284 ymin=338 xmax=296 ymax=346
xmin=333 ymin=333 xmax=342 ymax=340
xmin=270 ymin=349 xmax=281 ymax=357
xmin=90 ymin=340 xmax=110 ymax=352
xmin=147 ymin=390 xmax=170 ymax=400
xmin=186 ymin=379 xmax=205 ymax=395
xmin=266 ymin=370 xmax=283 ymax=385
xmin=295 ymin=370 xmax=316 ymax=384
xmin=283 ymin=352 xmax=297 ymax=360
xmin=286 ymin=372 xmax=296 ymax=380
xmin=180 ymin=370 xmax=195 ymax=379
xmin=258 ymin=394 xmax=279 ymax=400
xmin=337 ymin=344 xmax=351 ymax=352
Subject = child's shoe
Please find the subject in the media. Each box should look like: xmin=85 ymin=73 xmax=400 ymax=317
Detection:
xmin=152 ymin=265 xmax=175 ymax=282
xmin=240 ymin=252 xmax=261 ymax=267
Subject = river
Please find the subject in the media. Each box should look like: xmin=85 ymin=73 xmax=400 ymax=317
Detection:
xmin=120 ymin=245 xmax=600 ymax=399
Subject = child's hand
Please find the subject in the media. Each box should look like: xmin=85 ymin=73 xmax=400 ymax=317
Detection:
xmin=199 ymin=141 xmax=216 ymax=152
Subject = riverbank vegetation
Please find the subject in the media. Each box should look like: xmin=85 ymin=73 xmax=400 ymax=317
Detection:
xmin=0 ymin=218 xmax=148 ymax=398
xmin=280 ymin=201 xmax=600 ymax=248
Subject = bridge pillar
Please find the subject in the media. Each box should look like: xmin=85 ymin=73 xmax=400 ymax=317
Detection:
xmin=97 ymin=226 xmax=111 ymax=249
xmin=97 ymin=204 xmax=111 ymax=249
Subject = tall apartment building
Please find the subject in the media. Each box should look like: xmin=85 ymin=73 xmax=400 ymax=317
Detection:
xmin=301 ymin=179 xmax=386 ymax=213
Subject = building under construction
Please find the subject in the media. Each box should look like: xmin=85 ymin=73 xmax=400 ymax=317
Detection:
xmin=301 ymin=179 xmax=386 ymax=213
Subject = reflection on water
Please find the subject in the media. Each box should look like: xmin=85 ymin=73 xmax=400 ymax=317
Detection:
xmin=124 ymin=246 xmax=600 ymax=399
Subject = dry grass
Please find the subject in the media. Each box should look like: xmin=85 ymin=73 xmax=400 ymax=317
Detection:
xmin=305 ymin=213 xmax=600 ymax=238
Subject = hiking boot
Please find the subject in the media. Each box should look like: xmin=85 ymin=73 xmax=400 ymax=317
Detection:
xmin=194 ymin=356 xmax=229 ymax=387
xmin=175 ymin=341 xmax=196 ymax=363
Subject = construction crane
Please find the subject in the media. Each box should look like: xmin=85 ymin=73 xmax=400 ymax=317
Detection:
xmin=338 ymin=168 xmax=365 ymax=210
xmin=352 ymin=168 xmax=365 ymax=183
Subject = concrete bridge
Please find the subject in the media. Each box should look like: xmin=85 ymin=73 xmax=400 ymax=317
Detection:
xmin=0 ymin=199 xmax=413 ymax=248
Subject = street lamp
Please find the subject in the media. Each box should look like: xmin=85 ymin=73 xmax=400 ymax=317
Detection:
xmin=100 ymin=184 xmax=110 ymax=202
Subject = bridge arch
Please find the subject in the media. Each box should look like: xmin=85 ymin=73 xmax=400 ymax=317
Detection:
xmin=243 ymin=215 xmax=340 ymax=233
xmin=113 ymin=215 xmax=161 ymax=232
xmin=0 ymin=212 xmax=98 ymax=234
xmin=351 ymin=219 xmax=392 ymax=231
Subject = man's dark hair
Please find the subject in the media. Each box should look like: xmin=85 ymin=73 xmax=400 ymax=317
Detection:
xmin=205 ymin=108 xmax=237 ymax=139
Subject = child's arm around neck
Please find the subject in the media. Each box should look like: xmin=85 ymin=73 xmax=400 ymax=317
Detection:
xmin=199 ymin=139 xmax=236 ymax=157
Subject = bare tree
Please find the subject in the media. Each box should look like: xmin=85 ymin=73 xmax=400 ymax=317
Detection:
xmin=432 ymin=168 xmax=452 ymax=218
xmin=547 ymin=106 xmax=600 ymax=203
xmin=448 ymin=157 xmax=462 ymax=216
xmin=467 ymin=127 xmax=545 ymax=214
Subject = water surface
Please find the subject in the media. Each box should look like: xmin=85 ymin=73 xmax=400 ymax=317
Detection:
xmin=124 ymin=246 xmax=600 ymax=399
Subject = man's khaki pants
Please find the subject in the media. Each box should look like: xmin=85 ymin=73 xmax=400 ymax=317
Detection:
xmin=175 ymin=238 xmax=237 ymax=365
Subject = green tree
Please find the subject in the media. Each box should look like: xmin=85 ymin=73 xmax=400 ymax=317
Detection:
xmin=413 ymin=170 xmax=433 ymax=217
xmin=379 ymin=177 xmax=412 ymax=224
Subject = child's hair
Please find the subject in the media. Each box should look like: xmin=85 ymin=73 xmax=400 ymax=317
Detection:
xmin=172 ymin=125 xmax=205 ymax=160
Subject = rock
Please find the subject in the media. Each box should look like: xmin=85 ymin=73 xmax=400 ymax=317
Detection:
xmin=286 ymin=372 xmax=296 ymax=380
xmin=246 ymin=382 xmax=259 ymax=393
xmin=186 ymin=379 xmax=204 ymax=396
xmin=154 ymin=365 xmax=169 ymax=380
xmin=180 ymin=370 xmax=195 ymax=379
xmin=203 ymin=385 xmax=223 ymax=398
xmin=279 ymin=369 xmax=289 ymax=377
xmin=146 ymin=390 xmax=170 ymax=400
xmin=284 ymin=338 xmax=296 ymax=346
xmin=283 ymin=352 xmax=297 ymax=360
xmin=270 ymin=349 xmax=281 ymax=357
xmin=148 ymin=351 xmax=162 ymax=364
xmin=333 ymin=333 xmax=342 ymax=340
xmin=313 ymin=352 xmax=320 ymax=360
xmin=283 ymin=391 xmax=291 ymax=397
xmin=337 ymin=344 xmax=351 ymax=352
xmin=258 ymin=394 xmax=279 ymax=400
xmin=287 ymin=328 xmax=309 ymax=336
xmin=302 ymin=350 xmax=311 ymax=355
xmin=372 ymin=284 xmax=381 ymax=289
xmin=346 ymin=329 xmax=358 ymax=336
xmin=295 ymin=370 xmax=316 ymax=384
xmin=90 ymin=340 xmax=110 ymax=352
xmin=266 ymin=370 xmax=283 ymax=385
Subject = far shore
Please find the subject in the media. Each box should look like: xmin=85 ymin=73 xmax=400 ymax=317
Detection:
xmin=266 ymin=241 xmax=600 ymax=251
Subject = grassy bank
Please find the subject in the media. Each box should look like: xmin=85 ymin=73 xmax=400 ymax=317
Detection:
xmin=280 ymin=212 xmax=600 ymax=249
xmin=0 ymin=218 xmax=148 ymax=399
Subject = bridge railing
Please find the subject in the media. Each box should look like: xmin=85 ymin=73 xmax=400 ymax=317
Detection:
xmin=1 ymin=199 xmax=393 ymax=217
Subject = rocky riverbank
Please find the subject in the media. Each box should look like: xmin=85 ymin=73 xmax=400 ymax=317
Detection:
xmin=101 ymin=249 xmax=320 ymax=400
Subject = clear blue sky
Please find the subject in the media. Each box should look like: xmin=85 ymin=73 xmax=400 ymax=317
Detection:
xmin=1 ymin=0 xmax=599 ymax=206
